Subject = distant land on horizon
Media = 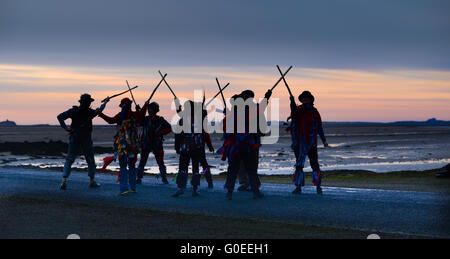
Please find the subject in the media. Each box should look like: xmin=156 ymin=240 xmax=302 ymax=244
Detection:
xmin=2 ymin=118 xmax=450 ymax=127
xmin=323 ymin=118 xmax=450 ymax=126
xmin=0 ymin=120 xmax=17 ymax=126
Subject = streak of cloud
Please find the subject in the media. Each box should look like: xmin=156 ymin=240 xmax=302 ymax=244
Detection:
xmin=0 ymin=64 xmax=449 ymax=124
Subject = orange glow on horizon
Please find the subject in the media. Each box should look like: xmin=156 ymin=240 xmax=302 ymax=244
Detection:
xmin=0 ymin=64 xmax=449 ymax=124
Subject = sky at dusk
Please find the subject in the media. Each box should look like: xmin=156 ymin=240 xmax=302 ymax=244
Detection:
xmin=0 ymin=0 xmax=449 ymax=124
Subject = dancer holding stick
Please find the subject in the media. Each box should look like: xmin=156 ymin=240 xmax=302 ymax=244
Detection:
xmin=57 ymin=93 xmax=110 ymax=190
xmin=280 ymin=68 xmax=328 ymax=194
xmin=218 ymin=75 xmax=275 ymax=199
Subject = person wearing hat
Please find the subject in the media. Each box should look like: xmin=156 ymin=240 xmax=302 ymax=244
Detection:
xmin=136 ymin=101 xmax=172 ymax=184
xmin=57 ymin=93 xmax=109 ymax=190
xmin=218 ymin=89 xmax=271 ymax=200
xmin=288 ymin=90 xmax=328 ymax=195
xmin=222 ymin=92 xmax=260 ymax=192
xmin=98 ymin=97 xmax=147 ymax=195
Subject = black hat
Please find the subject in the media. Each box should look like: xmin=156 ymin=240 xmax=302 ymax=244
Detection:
xmin=240 ymin=90 xmax=255 ymax=98
xmin=298 ymin=91 xmax=314 ymax=103
xmin=119 ymin=97 xmax=132 ymax=107
xmin=79 ymin=93 xmax=94 ymax=103
xmin=231 ymin=94 xmax=241 ymax=100
xmin=148 ymin=102 xmax=160 ymax=113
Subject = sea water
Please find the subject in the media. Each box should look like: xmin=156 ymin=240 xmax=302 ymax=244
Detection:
xmin=1 ymin=125 xmax=449 ymax=174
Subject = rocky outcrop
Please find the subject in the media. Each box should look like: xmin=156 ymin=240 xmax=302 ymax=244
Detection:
xmin=0 ymin=120 xmax=17 ymax=126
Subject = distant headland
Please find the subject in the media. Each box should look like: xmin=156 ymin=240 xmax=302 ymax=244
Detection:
xmin=324 ymin=118 xmax=450 ymax=126
xmin=0 ymin=119 xmax=17 ymax=126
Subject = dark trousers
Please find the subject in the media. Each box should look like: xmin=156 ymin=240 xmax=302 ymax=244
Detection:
xmin=198 ymin=149 xmax=213 ymax=184
xmin=238 ymin=151 xmax=261 ymax=187
xmin=176 ymin=150 xmax=201 ymax=189
xmin=225 ymin=148 xmax=260 ymax=193
xmin=137 ymin=146 xmax=166 ymax=179
xmin=238 ymin=160 xmax=248 ymax=185
xmin=294 ymin=146 xmax=320 ymax=171
xmin=63 ymin=134 xmax=96 ymax=179
xmin=293 ymin=146 xmax=322 ymax=186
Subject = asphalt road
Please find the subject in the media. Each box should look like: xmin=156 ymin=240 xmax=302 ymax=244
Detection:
xmin=0 ymin=168 xmax=448 ymax=238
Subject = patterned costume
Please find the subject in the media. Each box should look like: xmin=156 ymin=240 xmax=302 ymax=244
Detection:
xmin=217 ymin=97 xmax=268 ymax=196
xmin=174 ymin=131 xmax=208 ymax=190
xmin=99 ymin=99 xmax=145 ymax=193
xmin=288 ymin=103 xmax=326 ymax=188
xmin=115 ymin=118 xmax=140 ymax=160
xmin=173 ymin=103 xmax=211 ymax=194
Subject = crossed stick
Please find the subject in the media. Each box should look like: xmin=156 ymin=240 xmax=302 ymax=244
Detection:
xmin=271 ymin=65 xmax=293 ymax=94
xmin=146 ymin=73 xmax=167 ymax=103
xmin=205 ymin=82 xmax=230 ymax=107
xmin=101 ymin=86 xmax=139 ymax=103
xmin=155 ymin=66 xmax=293 ymax=109
xmin=125 ymin=80 xmax=138 ymax=106
xmin=215 ymin=78 xmax=227 ymax=111
xmin=276 ymin=65 xmax=294 ymax=98
xmin=158 ymin=70 xmax=178 ymax=100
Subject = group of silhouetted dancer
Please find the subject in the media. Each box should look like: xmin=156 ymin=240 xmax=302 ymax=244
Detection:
xmin=57 ymin=81 xmax=328 ymax=200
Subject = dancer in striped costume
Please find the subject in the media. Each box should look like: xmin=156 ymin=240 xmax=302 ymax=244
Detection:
xmin=288 ymin=91 xmax=328 ymax=195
